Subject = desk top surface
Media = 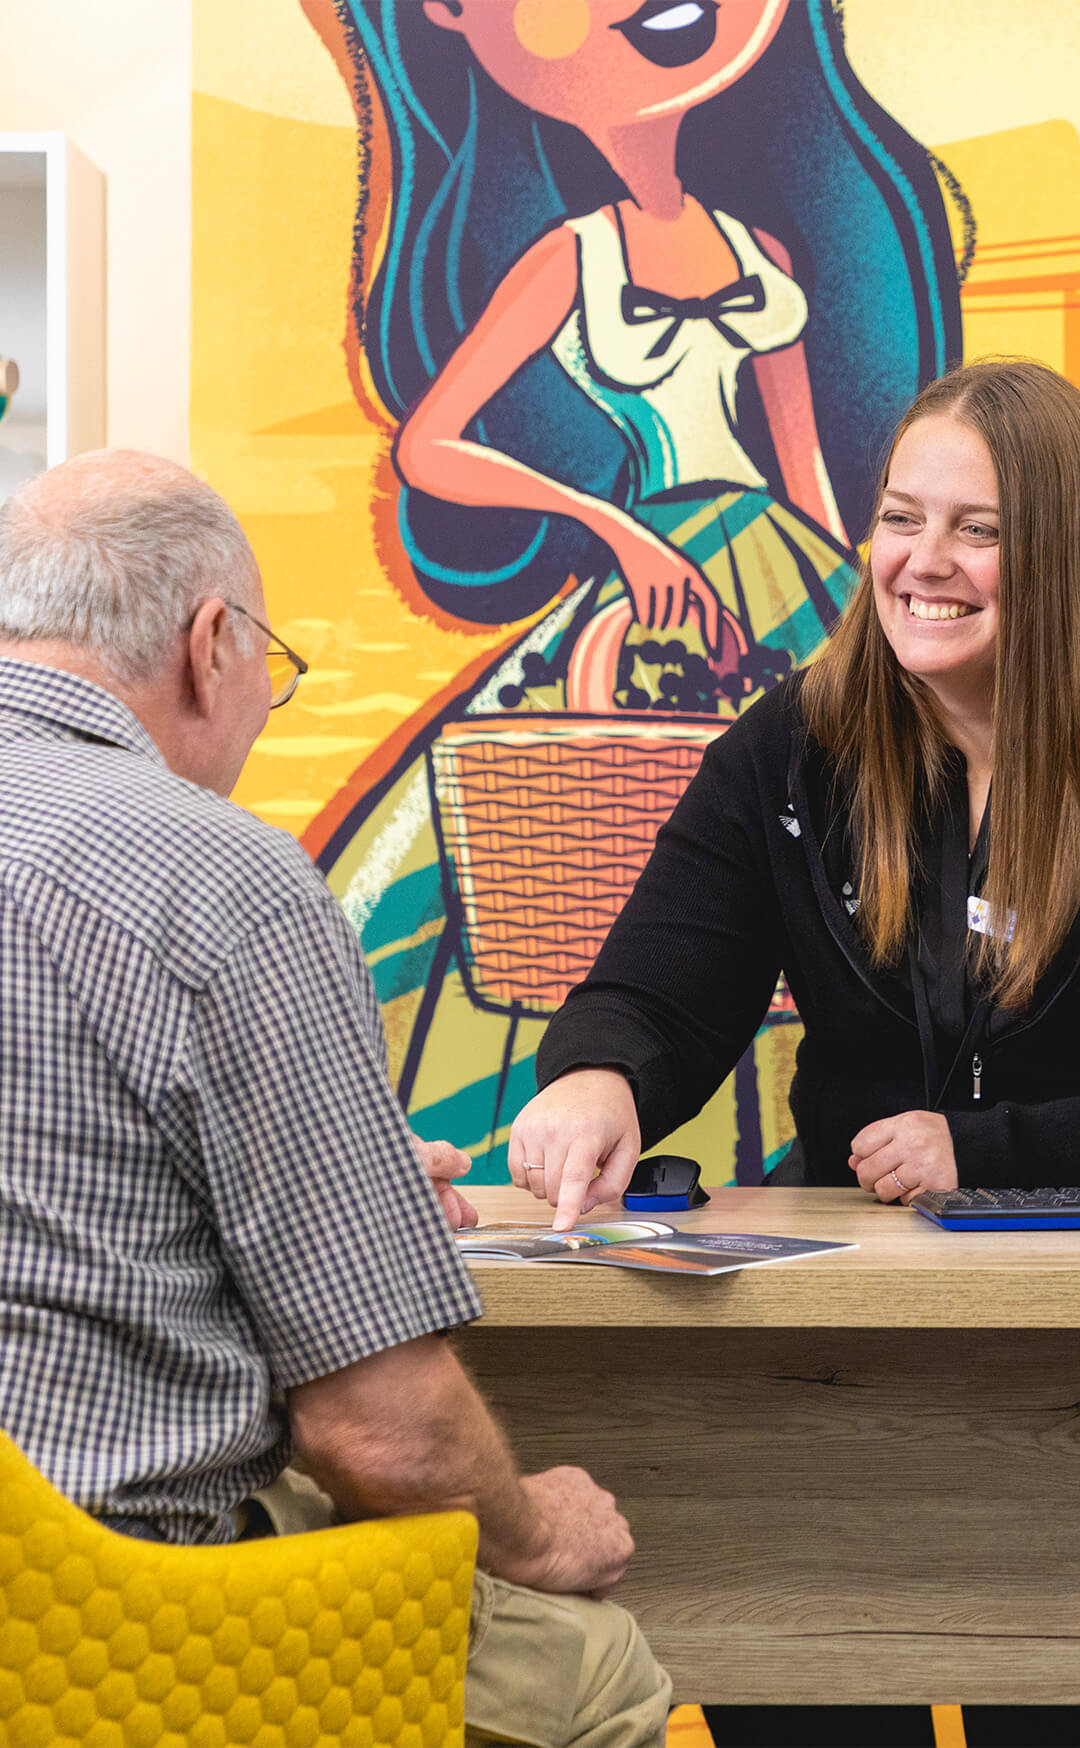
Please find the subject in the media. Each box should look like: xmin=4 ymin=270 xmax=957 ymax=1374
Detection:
xmin=461 ymin=1186 xmax=1080 ymax=1329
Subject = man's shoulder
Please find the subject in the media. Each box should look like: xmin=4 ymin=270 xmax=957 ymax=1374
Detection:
xmin=0 ymin=739 xmax=332 ymax=985
xmin=97 ymin=749 xmax=332 ymax=950
xmin=150 ymin=756 xmax=314 ymax=880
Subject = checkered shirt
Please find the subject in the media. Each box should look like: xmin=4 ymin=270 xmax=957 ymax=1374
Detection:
xmin=0 ymin=659 xmax=482 ymax=1542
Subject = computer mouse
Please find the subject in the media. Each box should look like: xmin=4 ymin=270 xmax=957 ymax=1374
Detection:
xmin=622 ymin=1154 xmax=710 ymax=1212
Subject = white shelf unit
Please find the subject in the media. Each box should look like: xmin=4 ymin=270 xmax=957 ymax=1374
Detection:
xmin=0 ymin=133 xmax=105 ymax=501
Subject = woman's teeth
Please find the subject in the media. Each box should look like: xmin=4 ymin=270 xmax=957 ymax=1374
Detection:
xmin=907 ymin=598 xmax=973 ymax=620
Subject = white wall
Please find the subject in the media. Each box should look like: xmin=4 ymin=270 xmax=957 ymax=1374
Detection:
xmin=0 ymin=0 xmax=191 ymax=464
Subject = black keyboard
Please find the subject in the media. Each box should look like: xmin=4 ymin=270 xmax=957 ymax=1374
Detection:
xmin=911 ymin=1187 xmax=1080 ymax=1230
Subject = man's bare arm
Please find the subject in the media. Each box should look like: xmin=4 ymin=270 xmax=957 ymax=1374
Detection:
xmin=289 ymin=1333 xmax=633 ymax=1595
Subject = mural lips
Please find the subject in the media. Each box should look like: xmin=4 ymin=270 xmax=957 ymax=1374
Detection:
xmin=612 ymin=0 xmax=720 ymax=68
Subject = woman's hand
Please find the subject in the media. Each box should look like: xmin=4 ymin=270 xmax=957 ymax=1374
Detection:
xmin=508 ymin=1068 xmax=641 ymax=1231
xmin=609 ymin=522 xmax=723 ymax=653
xmin=411 ymin=1135 xmax=479 ymax=1229
xmin=848 ymin=1111 xmax=959 ymax=1203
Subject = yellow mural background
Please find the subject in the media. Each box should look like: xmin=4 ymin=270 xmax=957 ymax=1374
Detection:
xmin=193 ymin=0 xmax=1080 ymax=843
xmin=191 ymin=0 xmax=1080 ymax=1178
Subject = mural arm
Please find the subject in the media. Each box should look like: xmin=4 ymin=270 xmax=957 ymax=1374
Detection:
xmin=394 ymin=228 xmax=723 ymax=646
xmin=750 ymin=229 xmax=849 ymax=549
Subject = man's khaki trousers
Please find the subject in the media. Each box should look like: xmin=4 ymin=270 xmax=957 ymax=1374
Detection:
xmin=257 ymin=1470 xmax=672 ymax=1747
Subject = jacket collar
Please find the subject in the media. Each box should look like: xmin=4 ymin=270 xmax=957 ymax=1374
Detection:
xmin=0 ymin=657 xmax=166 ymax=766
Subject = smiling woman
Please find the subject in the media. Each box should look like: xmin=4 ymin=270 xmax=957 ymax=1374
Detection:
xmin=509 ymin=360 xmax=1080 ymax=1224
xmin=803 ymin=360 xmax=1080 ymax=1014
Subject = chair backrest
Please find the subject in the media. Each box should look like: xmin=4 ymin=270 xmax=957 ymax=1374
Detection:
xmin=0 ymin=1427 xmax=476 ymax=1746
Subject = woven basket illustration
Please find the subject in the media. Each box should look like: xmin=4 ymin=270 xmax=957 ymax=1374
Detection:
xmin=428 ymin=714 xmax=724 ymax=1014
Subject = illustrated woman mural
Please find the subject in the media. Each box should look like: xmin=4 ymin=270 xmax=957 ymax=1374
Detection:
xmin=310 ymin=0 xmax=962 ymax=1179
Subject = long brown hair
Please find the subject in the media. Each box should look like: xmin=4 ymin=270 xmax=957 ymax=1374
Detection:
xmin=801 ymin=359 xmax=1080 ymax=1010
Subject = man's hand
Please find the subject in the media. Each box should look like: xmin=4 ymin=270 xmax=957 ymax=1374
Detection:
xmin=411 ymin=1135 xmax=478 ymax=1229
xmin=508 ymin=1069 xmax=641 ymax=1232
xmin=291 ymin=1339 xmax=632 ymax=1600
xmin=500 ymin=1466 xmax=634 ymax=1598
xmin=848 ymin=1110 xmax=959 ymax=1203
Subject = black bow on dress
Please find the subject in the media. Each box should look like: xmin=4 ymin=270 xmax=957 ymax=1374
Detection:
xmin=619 ymin=274 xmax=766 ymax=359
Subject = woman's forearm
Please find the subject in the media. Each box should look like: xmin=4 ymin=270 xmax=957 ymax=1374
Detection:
xmin=394 ymin=426 xmax=643 ymax=557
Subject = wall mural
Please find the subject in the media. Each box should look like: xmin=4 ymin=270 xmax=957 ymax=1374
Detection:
xmin=192 ymin=0 xmax=1080 ymax=1185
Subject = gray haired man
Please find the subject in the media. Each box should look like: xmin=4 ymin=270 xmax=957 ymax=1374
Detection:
xmin=0 ymin=451 xmax=670 ymax=1746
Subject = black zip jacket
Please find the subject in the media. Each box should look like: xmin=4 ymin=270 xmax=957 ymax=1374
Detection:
xmin=535 ymin=677 xmax=1080 ymax=1187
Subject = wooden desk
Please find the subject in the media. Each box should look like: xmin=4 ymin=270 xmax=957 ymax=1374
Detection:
xmin=458 ymin=1186 xmax=1080 ymax=1704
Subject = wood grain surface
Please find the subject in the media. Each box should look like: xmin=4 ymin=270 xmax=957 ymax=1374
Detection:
xmin=457 ymin=1190 xmax=1080 ymax=1701
xmin=464 ymin=1187 xmax=1080 ymax=1326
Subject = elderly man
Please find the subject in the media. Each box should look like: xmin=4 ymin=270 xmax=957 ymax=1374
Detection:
xmin=0 ymin=452 xmax=670 ymax=1745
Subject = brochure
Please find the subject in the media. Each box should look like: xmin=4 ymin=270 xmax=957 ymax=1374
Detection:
xmin=454 ymin=1220 xmax=674 ymax=1261
xmin=455 ymin=1221 xmax=857 ymax=1276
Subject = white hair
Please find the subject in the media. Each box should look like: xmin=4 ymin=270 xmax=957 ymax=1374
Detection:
xmin=0 ymin=452 xmax=259 ymax=684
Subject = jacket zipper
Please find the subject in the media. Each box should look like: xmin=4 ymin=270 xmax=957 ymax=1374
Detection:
xmin=790 ymin=761 xmax=915 ymax=1028
xmin=972 ymin=1053 xmax=982 ymax=1101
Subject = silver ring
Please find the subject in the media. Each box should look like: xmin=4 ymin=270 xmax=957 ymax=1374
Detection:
xmin=890 ymin=1168 xmax=906 ymax=1192
xmin=524 ymin=1162 xmax=544 ymax=1173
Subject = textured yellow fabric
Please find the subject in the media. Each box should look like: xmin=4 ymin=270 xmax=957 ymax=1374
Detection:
xmin=0 ymin=1429 xmax=476 ymax=1747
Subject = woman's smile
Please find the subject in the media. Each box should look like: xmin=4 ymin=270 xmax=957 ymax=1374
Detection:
xmin=903 ymin=594 xmax=977 ymax=621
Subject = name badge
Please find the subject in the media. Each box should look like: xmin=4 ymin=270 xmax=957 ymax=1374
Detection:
xmin=967 ymin=895 xmax=1015 ymax=942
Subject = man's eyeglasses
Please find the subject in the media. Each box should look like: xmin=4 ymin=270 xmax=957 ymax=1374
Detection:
xmin=226 ymin=601 xmax=308 ymax=709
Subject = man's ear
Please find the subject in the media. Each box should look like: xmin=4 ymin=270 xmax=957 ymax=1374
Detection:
xmin=186 ymin=597 xmax=230 ymax=717
xmin=422 ymin=0 xmax=466 ymax=32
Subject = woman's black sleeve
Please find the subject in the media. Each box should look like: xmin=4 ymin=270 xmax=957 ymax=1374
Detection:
xmin=947 ymin=1099 xmax=1080 ymax=1189
xmin=535 ymin=726 xmax=785 ymax=1149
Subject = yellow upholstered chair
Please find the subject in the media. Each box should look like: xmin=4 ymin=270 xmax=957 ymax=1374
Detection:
xmin=0 ymin=1428 xmax=476 ymax=1747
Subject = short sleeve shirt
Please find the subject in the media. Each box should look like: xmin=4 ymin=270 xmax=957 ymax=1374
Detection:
xmin=0 ymin=660 xmax=482 ymax=1542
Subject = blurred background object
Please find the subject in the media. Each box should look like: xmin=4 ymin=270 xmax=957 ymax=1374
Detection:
xmin=0 ymin=357 xmax=19 ymax=421
xmin=0 ymin=134 xmax=104 ymax=503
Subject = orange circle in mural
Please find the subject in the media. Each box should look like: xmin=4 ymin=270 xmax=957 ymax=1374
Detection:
xmin=512 ymin=0 xmax=592 ymax=60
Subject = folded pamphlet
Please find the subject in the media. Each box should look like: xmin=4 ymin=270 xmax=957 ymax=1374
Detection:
xmin=455 ymin=1221 xmax=856 ymax=1277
